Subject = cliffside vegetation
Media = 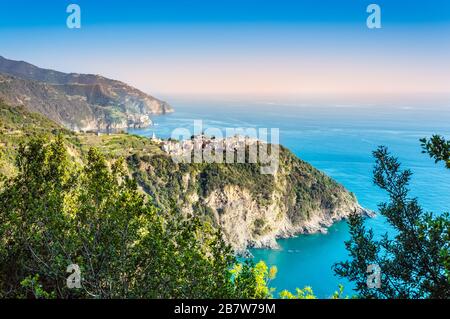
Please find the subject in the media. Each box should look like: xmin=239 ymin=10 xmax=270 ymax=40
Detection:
xmin=0 ymin=102 xmax=70 ymax=177
xmin=127 ymin=142 xmax=364 ymax=251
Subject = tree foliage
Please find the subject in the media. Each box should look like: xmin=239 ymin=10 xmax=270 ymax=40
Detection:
xmin=279 ymin=286 xmax=317 ymax=299
xmin=0 ymin=136 xmax=272 ymax=299
xmin=421 ymin=135 xmax=450 ymax=169
xmin=334 ymin=138 xmax=450 ymax=299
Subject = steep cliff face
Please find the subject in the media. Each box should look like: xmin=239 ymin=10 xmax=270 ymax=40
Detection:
xmin=201 ymin=184 xmax=365 ymax=252
xmin=129 ymin=146 xmax=371 ymax=253
xmin=0 ymin=56 xmax=173 ymax=131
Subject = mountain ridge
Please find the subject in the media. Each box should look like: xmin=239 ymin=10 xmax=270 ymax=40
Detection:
xmin=0 ymin=55 xmax=173 ymax=131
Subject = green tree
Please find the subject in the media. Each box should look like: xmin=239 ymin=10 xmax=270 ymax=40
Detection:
xmin=333 ymin=138 xmax=450 ymax=299
xmin=421 ymin=135 xmax=450 ymax=169
xmin=279 ymin=286 xmax=316 ymax=299
xmin=421 ymin=135 xmax=450 ymax=281
xmin=231 ymin=260 xmax=277 ymax=299
xmin=278 ymin=284 xmax=349 ymax=299
xmin=0 ymin=136 xmax=272 ymax=299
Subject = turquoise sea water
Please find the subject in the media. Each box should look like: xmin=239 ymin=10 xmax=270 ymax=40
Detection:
xmin=129 ymin=98 xmax=450 ymax=298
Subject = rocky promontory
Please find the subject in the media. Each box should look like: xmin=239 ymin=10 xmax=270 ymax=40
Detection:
xmin=129 ymin=137 xmax=373 ymax=253
xmin=0 ymin=56 xmax=173 ymax=131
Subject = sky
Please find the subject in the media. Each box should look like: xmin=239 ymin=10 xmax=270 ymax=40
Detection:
xmin=0 ymin=0 xmax=449 ymax=103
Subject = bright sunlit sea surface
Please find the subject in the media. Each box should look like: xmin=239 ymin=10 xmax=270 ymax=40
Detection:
xmin=129 ymin=98 xmax=450 ymax=298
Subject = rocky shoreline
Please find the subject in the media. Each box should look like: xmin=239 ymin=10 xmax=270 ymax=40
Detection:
xmin=130 ymin=140 xmax=374 ymax=254
xmin=244 ymin=204 xmax=375 ymax=254
xmin=201 ymin=185 xmax=374 ymax=254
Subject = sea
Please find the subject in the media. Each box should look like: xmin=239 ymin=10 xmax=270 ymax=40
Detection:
xmin=128 ymin=97 xmax=450 ymax=298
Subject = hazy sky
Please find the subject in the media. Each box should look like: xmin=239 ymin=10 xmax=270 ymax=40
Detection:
xmin=1 ymin=0 xmax=449 ymax=102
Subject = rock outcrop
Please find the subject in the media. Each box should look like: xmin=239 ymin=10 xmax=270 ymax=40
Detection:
xmin=129 ymin=143 xmax=372 ymax=254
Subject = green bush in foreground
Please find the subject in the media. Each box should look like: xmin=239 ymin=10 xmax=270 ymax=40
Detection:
xmin=0 ymin=136 xmax=275 ymax=299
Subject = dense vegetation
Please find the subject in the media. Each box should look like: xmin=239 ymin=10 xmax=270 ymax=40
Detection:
xmin=0 ymin=136 xmax=280 ymax=298
xmin=0 ymin=102 xmax=68 ymax=177
xmin=334 ymin=137 xmax=450 ymax=299
xmin=130 ymin=153 xmax=276 ymax=211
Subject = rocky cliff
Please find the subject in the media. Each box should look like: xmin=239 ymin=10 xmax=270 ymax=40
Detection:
xmin=128 ymin=144 xmax=372 ymax=253
xmin=0 ymin=56 xmax=173 ymax=131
